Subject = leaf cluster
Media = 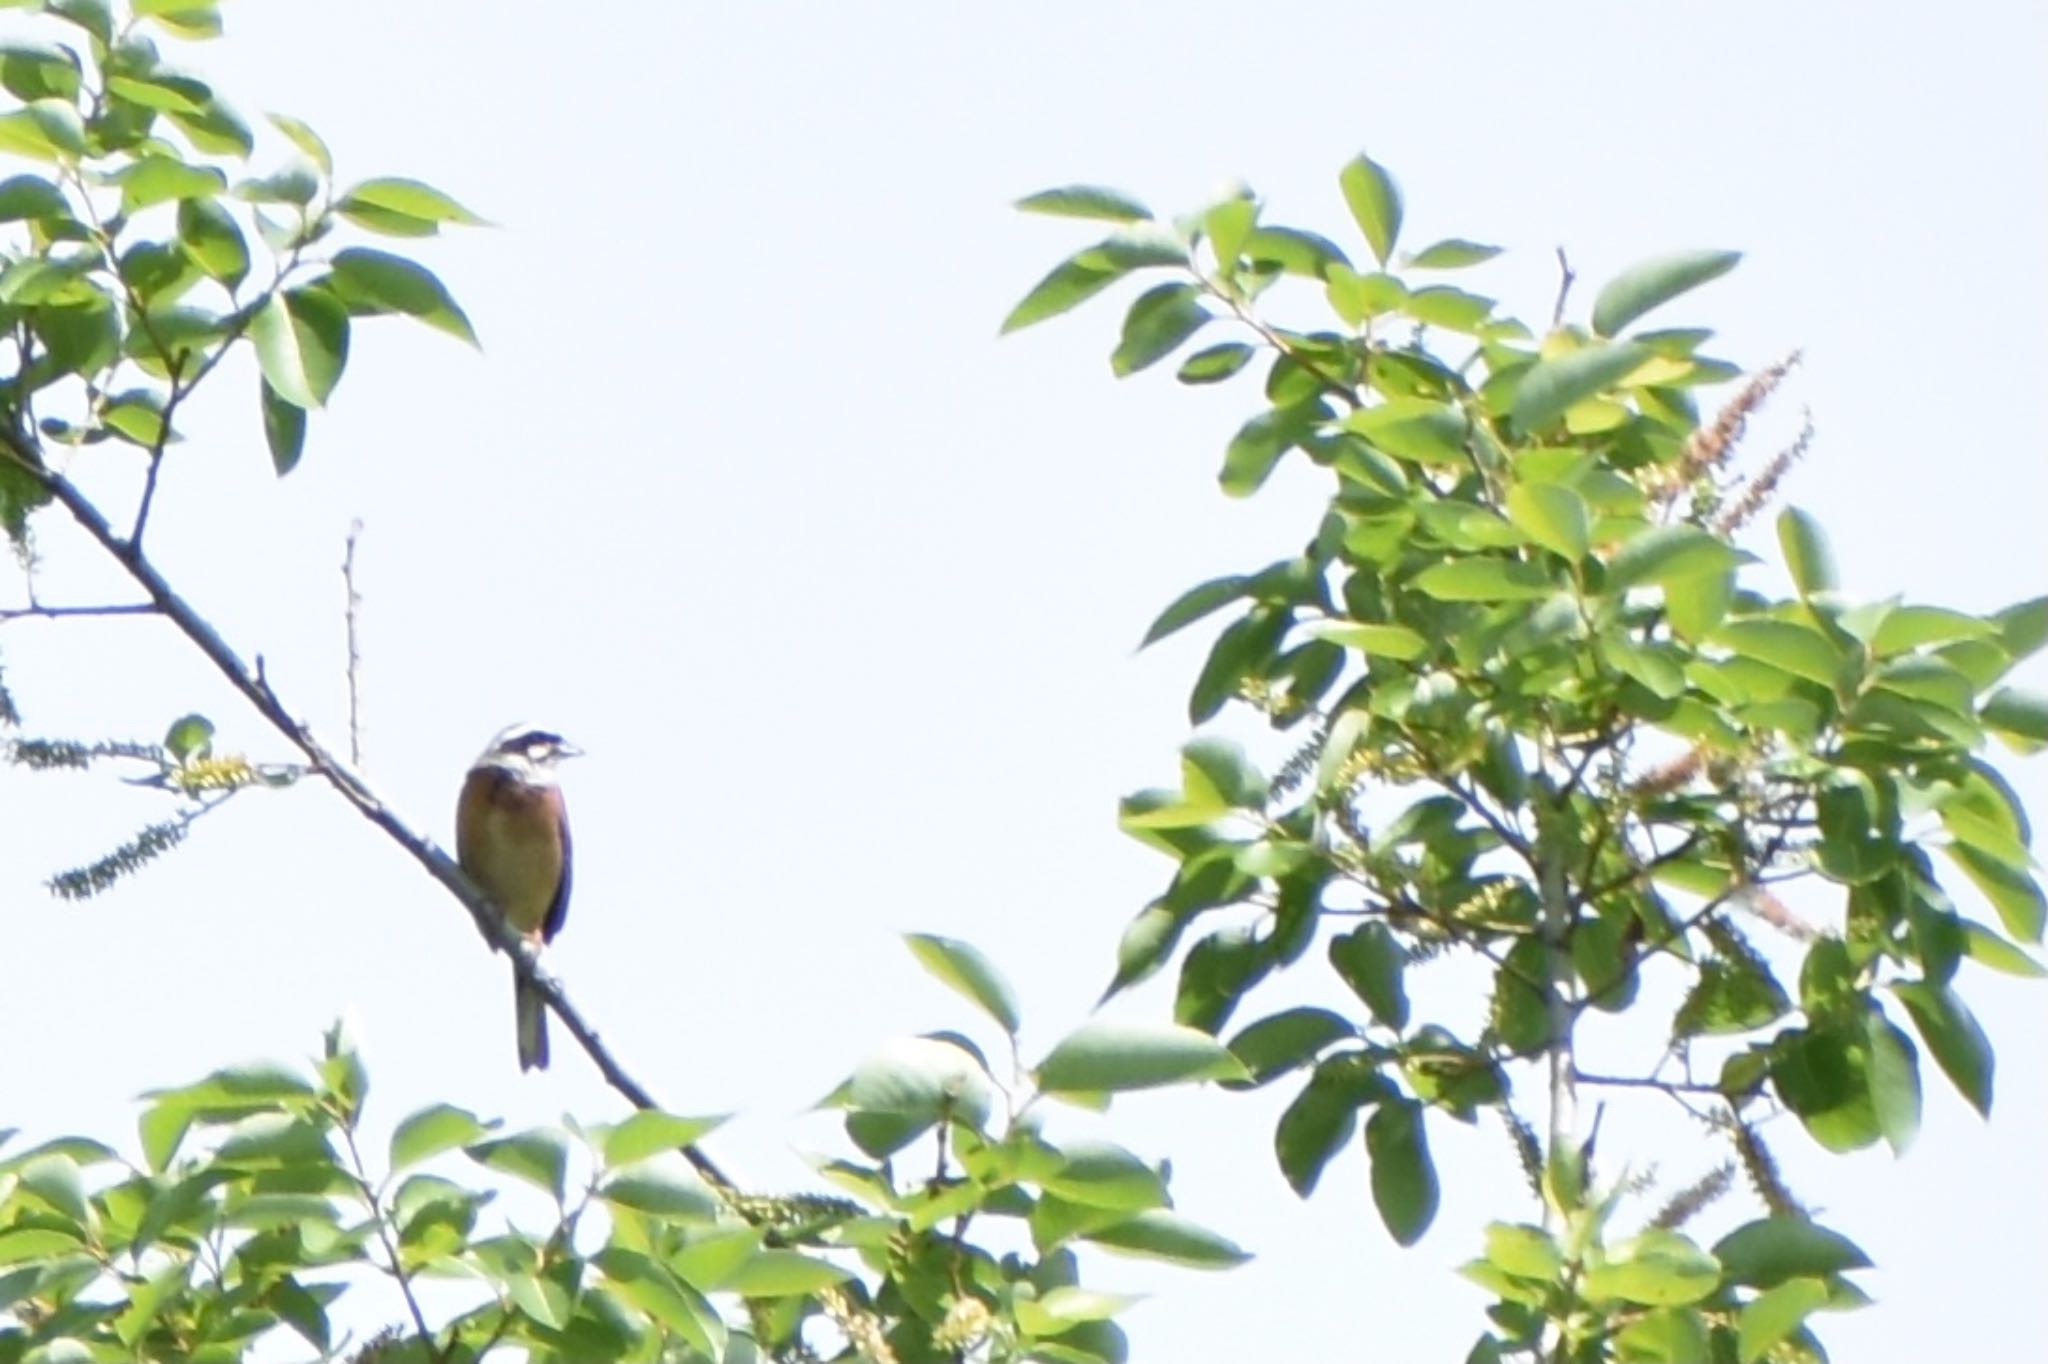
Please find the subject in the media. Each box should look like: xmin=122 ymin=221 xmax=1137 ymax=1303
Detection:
xmin=0 ymin=0 xmax=479 ymax=539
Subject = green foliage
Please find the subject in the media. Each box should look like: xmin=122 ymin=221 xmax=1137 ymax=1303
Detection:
xmin=1007 ymin=150 xmax=2042 ymax=1361
xmin=0 ymin=0 xmax=481 ymax=548
xmin=0 ymin=930 xmax=1232 ymax=1364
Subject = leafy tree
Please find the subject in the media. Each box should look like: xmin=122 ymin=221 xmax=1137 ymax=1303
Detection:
xmin=1 ymin=5 xmax=2041 ymax=1364
xmin=0 ymin=6 xmax=1244 ymax=1363
xmin=1003 ymin=162 xmax=2045 ymax=1361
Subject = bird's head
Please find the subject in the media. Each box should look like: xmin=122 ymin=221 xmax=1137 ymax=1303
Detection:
xmin=474 ymin=723 xmax=584 ymax=785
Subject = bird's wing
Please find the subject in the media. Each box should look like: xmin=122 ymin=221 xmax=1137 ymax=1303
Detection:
xmin=542 ymin=788 xmax=572 ymax=943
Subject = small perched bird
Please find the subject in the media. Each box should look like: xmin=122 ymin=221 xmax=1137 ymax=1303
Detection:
xmin=455 ymin=724 xmax=581 ymax=1071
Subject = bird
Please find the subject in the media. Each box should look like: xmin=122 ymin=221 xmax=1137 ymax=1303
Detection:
xmin=455 ymin=723 xmax=581 ymax=1071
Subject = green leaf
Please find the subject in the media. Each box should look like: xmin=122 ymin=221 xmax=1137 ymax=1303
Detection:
xmin=1736 ymin=1278 xmax=1830 ymax=1364
xmin=1605 ymin=525 xmax=1745 ymax=591
xmin=1981 ymin=687 xmax=2048 ymax=753
xmin=1365 ymin=1100 xmax=1438 ymax=1246
xmin=1041 ymin=1141 xmax=1169 ymax=1211
xmin=1601 ymin=635 xmax=1687 ymax=698
xmin=1002 ymin=229 xmax=1187 ymax=333
xmin=1405 ymin=285 xmax=1494 ymax=333
xmin=722 ymin=1250 xmax=851 ymax=1297
xmin=1815 ymin=771 xmax=1892 ymax=884
xmin=1036 ymin=1021 xmax=1249 ymax=1095
xmin=16 ymin=1154 xmax=91 ymax=1228
xmin=1712 ymin=1217 xmax=1871 ymax=1288
xmin=1776 ymin=507 xmax=1835 ymax=596
xmin=1591 ymin=250 xmax=1742 ymax=337
xmin=467 ymin=1128 xmax=571 ymax=1202
xmin=1225 ymin=1007 xmax=1354 ymax=1087
xmin=1244 ymin=225 xmax=1350 ymax=278
xmin=1940 ymin=801 xmax=2032 ymax=874
xmin=260 ymin=378 xmax=307 ymax=476
xmin=1219 ymin=403 xmax=1318 ymax=497
xmin=601 ymin=1110 xmax=725 ymax=1167
xmin=1961 ymin=919 xmax=2046 ymax=977
xmin=389 ymin=1104 xmax=490 ymax=1171
xmin=266 ymin=112 xmax=333 ymax=175
xmin=1016 ymin=185 xmax=1152 ymax=223
xmin=846 ymin=1035 xmax=994 ymax=1130
xmin=1328 ymin=924 xmax=1408 ymax=1030
xmin=600 ymin=1168 xmax=721 ymax=1221
xmin=1085 ymin=1210 xmax=1250 ymax=1268
xmin=1177 ymin=341 xmax=1255 ymax=385
xmin=1338 ymin=153 xmax=1402 ymax=265
xmin=1181 ymin=735 xmax=1266 ymax=810
xmin=1892 ymin=979 xmax=1994 ymax=1115
xmin=115 ymin=155 xmax=227 ymax=213
xmin=1507 ymin=482 xmax=1591 ymax=562
xmin=0 ymin=100 xmax=86 ymax=161
xmin=1111 ymin=281 xmax=1209 ymax=376
xmin=1864 ymin=1013 xmax=1921 ymax=1155
xmin=1344 ymin=398 xmax=1470 ymax=466
xmin=1406 ymin=238 xmax=1502 ymax=269
xmin=1614 ymin=1309 xmax=1712 ymax=1364
xmin=0 ymin=173 xmax=68 ymax=221
xmin=1512 ymin=342 xmax=1650 ymax=433
xmin=1412 ymin=557 xmax=1555 ymax=602
xmin=0 ymin=1226 xmax=85 ymax=1263
xmin=595 ymin=1248 xmax=725 ymax=1358
xmin=1485 ymin=1223 xmax=1564 ymax=1281
xmin=335 ymin=176 xmax=484 ymax=228
xmin=1993 ymin=594 xmax=2048 ymax=663
xmin=1274 ymin=1069 xmax=1361 ymax=1198
xmin=904 ymin=933 xmax=1022 ymax=1035
xmin=327 ymin=248 xmax=477 ymax=345
xmin=1582 ymin=1231 xmax=1722 ymax=1306
xmin=1015 ymin=1286 xmax=1140 ymax=1338
xmin=1866 ymin=604 xmax=1997 ymax=656
xmin=1307 ymin=621 xmax=1428 ymax=660
xmin=0 ymin=43 xmax=81 ymax=102
xmin=249 ymin=288 xmax=349 ymax=409
xmin=1944 ymin=843 xmax=2045 ymax=941
xmin=1140 ymin=574 xmax=1250 ymax=648
xmin=177 ymin=197 xmax=248 ymax=289
xmin=1712 ymin=619 xmax=1844 ymax=689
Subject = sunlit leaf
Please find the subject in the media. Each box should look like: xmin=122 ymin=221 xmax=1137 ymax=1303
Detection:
xmin=1591 ymin=250 xmax=1742 ymax=337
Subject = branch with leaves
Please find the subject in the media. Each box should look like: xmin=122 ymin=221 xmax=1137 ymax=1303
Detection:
xmin=1005 ymin=155 xmax=2048 ymax=1361
xmin=0 ymin=12 xmax=1265 ymax=1364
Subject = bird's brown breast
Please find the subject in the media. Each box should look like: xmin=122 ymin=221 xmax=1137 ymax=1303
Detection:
xmin=456 ymin=766 xmax=568 ymax=939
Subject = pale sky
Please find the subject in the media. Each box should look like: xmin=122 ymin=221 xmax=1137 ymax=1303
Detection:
xmin=4 ymin=3 xmax=2045 ymax=1361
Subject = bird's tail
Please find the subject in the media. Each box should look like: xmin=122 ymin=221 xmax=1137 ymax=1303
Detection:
xmin=515 ymin=971 xmax=550 ymax=1072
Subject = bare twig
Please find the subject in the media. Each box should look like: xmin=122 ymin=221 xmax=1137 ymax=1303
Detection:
xmin=1573 ymin=1070 xmax=1722 ymax=1096
xmin=339 ymin=1122 xmax=436 ymax=1349
xmin=342 ymin=520 xmax=366 ymax=767
xmin=1550 ymin=248 xmax=1575 ymax=329
xmin=0 ymin=601 xmax=158 ymax=622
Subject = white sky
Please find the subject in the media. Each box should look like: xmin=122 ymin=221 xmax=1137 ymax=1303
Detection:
xmin=4 ymin=2 xmax=2045 ymax=1361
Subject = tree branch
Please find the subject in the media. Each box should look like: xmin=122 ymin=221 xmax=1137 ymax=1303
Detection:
xmin=4 ymin=434 xmax=736 ymax=1193
xmin=1 ymin=600 xmax=160 ymax=622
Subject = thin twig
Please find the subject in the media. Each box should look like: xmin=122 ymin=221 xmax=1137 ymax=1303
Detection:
xmin=342 ymin=520 xmax=366 ymax=768
xmin=1574 ymin=1070 xmax=1722 ymax=1096
xmin=1550 ymin=247 xmax=1575 ymax=329
xmin=0 ymin=601 xmax=158 ymax=622
xmin=339 ymin=1122 xmax=436 ymax=1349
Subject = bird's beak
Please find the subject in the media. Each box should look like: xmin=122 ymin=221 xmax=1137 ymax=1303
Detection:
xmin=557 ymin=741 xmax=586 ymax=760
